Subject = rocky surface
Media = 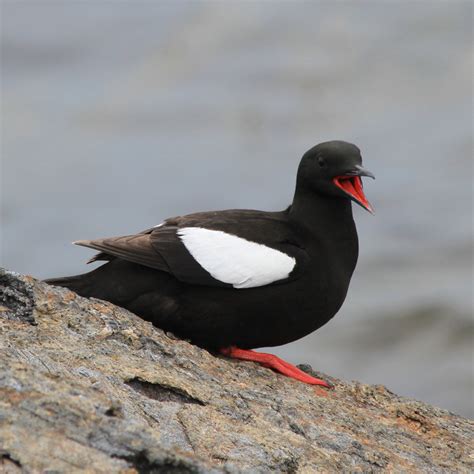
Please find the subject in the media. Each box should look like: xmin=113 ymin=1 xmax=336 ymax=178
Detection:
xmin=0 ymin=268 xmax=472 ymax=473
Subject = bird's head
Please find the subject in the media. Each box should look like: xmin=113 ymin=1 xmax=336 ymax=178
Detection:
xmin=297 ymin=140 xmax=375 ymax=213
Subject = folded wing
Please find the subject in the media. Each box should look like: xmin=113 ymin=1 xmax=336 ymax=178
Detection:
xmin=75 ymin=210 xmax=309 ymax=289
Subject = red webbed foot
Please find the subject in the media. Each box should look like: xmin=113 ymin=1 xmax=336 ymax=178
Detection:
xmin=220 ymin=346 xmax=331 ymax=388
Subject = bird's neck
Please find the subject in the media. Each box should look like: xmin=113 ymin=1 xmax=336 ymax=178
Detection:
xmin=289 ymin=186 xmax=356 ymax=238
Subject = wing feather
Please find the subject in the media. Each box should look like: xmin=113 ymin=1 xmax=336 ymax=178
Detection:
xmin=74 ymin=209 xmax=308 ymax=288
xmin=74 ymin=234 xmax=170 ymax=272
xmin=176 ymin=227 xmax=296 ymax=289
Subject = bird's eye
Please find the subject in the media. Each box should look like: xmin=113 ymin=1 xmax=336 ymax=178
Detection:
xmin=317 ymin=157 xmax=326 ymax=168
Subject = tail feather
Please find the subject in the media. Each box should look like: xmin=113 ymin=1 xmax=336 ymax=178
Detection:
xmin=43 ymin=274 xmax=93 ymax=297
xmin=43 ymin=259 xmax=167 ymax=305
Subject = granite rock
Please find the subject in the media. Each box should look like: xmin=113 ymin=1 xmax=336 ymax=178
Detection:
xmin=0 ymin=268 xmax=472 ymax=473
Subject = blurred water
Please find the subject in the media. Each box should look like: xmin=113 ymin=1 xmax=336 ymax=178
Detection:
xmin=2 ymin=2 xmax=472 ymax=416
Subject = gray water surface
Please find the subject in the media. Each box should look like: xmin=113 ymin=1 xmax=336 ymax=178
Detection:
xmin=2 ymin=2 xmax=473 ymax=416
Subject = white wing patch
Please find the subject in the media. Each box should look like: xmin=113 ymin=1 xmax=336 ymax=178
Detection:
xmin=177 ymin=227 xmax=296 ymax=289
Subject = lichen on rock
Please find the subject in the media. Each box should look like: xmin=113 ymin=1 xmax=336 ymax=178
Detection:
xmin=0 ymin=268 xmax=472 ymax=473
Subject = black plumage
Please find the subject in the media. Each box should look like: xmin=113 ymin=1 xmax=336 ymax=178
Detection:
xmin=46 ymin=140 xmax=374 ymax=386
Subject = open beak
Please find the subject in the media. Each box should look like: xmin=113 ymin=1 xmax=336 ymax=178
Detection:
xmin=333 ymin=165 xmax=375 ymax=214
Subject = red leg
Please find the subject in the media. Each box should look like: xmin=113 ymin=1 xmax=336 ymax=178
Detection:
xmin=220 ymin=346 xmax=330 ymax=387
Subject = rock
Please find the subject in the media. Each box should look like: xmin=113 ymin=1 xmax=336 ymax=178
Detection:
xmin=0 ymin=268 xmax=472 ymax=473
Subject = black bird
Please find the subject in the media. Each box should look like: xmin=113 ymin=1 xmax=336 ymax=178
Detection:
xmin=45 ymin=140 xmax=374 ymax=387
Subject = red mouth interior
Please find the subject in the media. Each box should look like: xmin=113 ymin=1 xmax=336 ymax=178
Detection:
xmin=333 ymin=176 xmax=373 ymax=213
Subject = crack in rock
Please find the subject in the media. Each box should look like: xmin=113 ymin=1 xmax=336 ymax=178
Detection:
xmin=115 ymin=450 xmax=210 ymax=474
xmin=0 ymin=452 xmax=22 ymax=473
xmin=125 ymin=378 xmax=205 ymax=406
